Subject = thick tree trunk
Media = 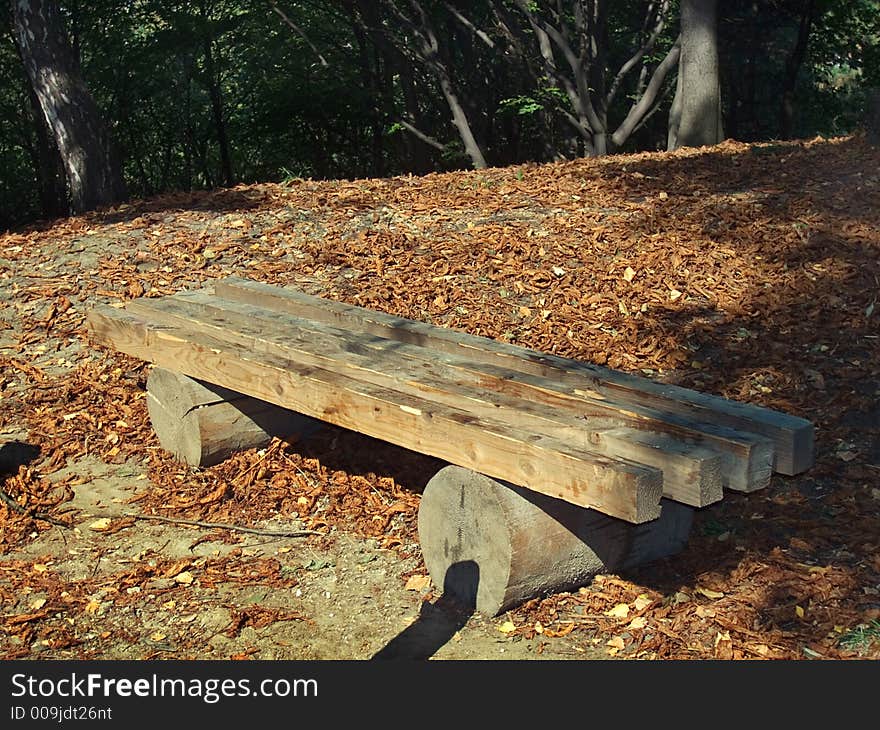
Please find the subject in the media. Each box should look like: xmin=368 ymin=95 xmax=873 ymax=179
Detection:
xmin=25 ymin=84 xmax=67 ymax=218
xmin=667 ymin=0 xmax=723 ymax=150
xmin=419 ymin=466 xmax=694 ymax=615
xmin=11 ymin=0 xmax=126 ymax=214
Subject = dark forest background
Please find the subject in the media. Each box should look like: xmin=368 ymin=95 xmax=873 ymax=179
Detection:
xmin=2 ymin=0 xmax=878 ymax=229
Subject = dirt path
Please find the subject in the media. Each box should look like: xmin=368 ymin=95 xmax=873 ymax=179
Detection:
xmin=1 ymin=453 xmax=601 ymax=660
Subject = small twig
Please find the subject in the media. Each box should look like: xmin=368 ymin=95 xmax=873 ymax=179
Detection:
xmin=95 ymin=512 xmax=322 ymax=538
xmin=231 ymin=440 xmax=283 ymax=485
xmin=0 ymin=486 xmax=72 ymax=528
xmin=288 ymin=460 xmax=319 ymax=489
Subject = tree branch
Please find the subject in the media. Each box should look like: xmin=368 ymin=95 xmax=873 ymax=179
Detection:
xmin=611 ymin=37 xmax=680 ymax=148
xmin=269 ymin=0 xmax=329 ymax=67
xmin=607 ymin=0 xmax=671 ymax=107
xmin=398 ymin=118 xmax=445 ymax=149
xmin=443 ymin=2 xmax=494 ymax=47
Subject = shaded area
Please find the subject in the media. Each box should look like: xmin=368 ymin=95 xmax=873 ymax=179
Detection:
xmin=371 ymin=561 xmax=479 ymax=660
xmin=0 ymin=441 xmax=40 ymax=477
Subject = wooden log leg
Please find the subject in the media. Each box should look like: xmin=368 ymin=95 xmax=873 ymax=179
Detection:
xmin=146 ymin=367 xmax=322 ymax=467
xmin=418 ymin=465 xmax=694 ymax=616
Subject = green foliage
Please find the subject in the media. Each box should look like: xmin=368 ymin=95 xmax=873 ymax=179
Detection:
xmin=0 ymin=0 xmax=876 ymax=227
xmin=837 ymin=620 xmax=880 ymax=655
xmin=499 ymin=95 xmax=544 ymax=116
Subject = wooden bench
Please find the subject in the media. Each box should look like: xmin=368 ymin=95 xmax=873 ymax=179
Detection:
xmin=86 ymin=276 xmax=814 ymax=614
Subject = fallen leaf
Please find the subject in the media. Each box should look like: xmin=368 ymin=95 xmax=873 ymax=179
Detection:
xmin=605 ymin=603 xmax=630 ymax=618
xmin=404 ymin=574 xmax=430 ymax=591
xmin=149 ymin=631 xmax=166 ymax=642
xmin=669 ymin=289 xmax=683 ymax=301
xmin=714 ymin=631 xmax=733 ymax=660
xmin=623 ymin=266 xmax=636 ymax=282
xmin=88 ymin=518 xmax=112 ymax=532
xmin=29 ymin=598 xmax=46 ymax=610
xmin=633 ymin=594 xmax=653 ymax=611
xmin=84 ymin=599 xmax=101 ymax=614
xmin=498 ymin=621 xmax=516 ymax=634
xmin=174 ymin=571 xmax=194 ymax=585
xmin=606 ymin=636 xmax=626 ymax=650
xmin=795 ymin=605 xmax=805 ymax=618
xmin=543 ymin=623 xmax=575 ymax=638
xmin=696 ymin=587 xmax=725 ymax=599
xmin=628 ymin=616 xmax=647 ymax=630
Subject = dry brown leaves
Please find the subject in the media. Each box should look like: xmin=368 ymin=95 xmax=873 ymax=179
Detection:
xmin=2 ymin=134 xmax=880 ymax=659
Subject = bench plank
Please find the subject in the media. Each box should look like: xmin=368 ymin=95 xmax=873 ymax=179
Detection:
xmin=215 ymin=276 xmax=812 ymax=475
xmin=87 ymin=305 xmax=664 ymax=523
xmin=126 ymin=290 xmax=765 ymax=495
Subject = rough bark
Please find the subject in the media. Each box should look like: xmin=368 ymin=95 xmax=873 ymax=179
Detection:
xmin=24 ymin=83 xmax=67 ymax=218
xmin=668 ymin=0 xmax=724 ymax=150
xmin=11 ymin=0 xmax=126 ymax=214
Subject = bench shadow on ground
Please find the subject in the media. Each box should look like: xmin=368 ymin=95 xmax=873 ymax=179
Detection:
xmin=371 ymin=561 xmax=479 ymax=660
xmin=0 ymin=441 xmax=41 ymax=477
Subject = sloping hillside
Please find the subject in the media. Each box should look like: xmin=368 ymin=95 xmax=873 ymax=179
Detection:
xmin=1 ymin=135 xmax=879 ymax=660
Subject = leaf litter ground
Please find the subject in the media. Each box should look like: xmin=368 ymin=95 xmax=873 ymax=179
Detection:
xmin=1 ymin=135 xmax=879 ymax=660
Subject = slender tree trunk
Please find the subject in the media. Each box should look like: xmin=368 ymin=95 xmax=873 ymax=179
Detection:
xmin=667 ymin=0 xmax=723 ymax=150
xmin=202 ymin=37 xmax=234 ymax=187
xmin=12 ymin=0 xmax=126 ymax=214
xmin=780 ymin=0 xmax=814 ymax=140
xmin=435 ymin=67 xmax=487 ymax=169
xmin=866 ymin=89 xmax=880 ymax=146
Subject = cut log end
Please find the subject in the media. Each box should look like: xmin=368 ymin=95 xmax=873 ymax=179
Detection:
xmin=418 ymin=465 xmax=694 ymax=616
xmin=146 ymin=367 xmax=321 ymax=467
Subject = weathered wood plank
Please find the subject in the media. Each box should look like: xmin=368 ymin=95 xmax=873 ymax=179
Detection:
xmin=127 ymin=291 xmax=764 ymax=495
xmin=215 ymin=276 xmax=812 ymax=475
xmin=86 ymin=305 xmax=664 ymax=523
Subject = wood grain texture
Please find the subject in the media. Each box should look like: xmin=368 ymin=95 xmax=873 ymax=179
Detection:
xmin=215 ymin=276 xmax=812 ymax=475
xmin=146 ymin=367 xmax=320 ymax=467
xmin=125 ymin=291 xmax=765 ymax=495
xmin=418 ymin=465 xmax=694 ymax=615
xmin=87 ymin=305 xmax=664 ymax=523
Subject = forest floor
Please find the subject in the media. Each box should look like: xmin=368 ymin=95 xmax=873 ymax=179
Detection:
xmin=1 ymin=134 xmax=879 ymax=661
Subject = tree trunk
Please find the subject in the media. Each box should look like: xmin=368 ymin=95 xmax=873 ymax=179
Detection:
xmin=667 ymin=0 xmax=723 ymax=150
xmin=780 ymin=0 xmax=814 ymax=140
xmin=435 ymin=68 xmax=488 ymax=169
xmin=12 ymin=0 xmax=126 ymax=214
xmin=202 ymin=37 xmax=234 ymax=187
xmin=25 ymin=84 xmax=67 ymax=218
